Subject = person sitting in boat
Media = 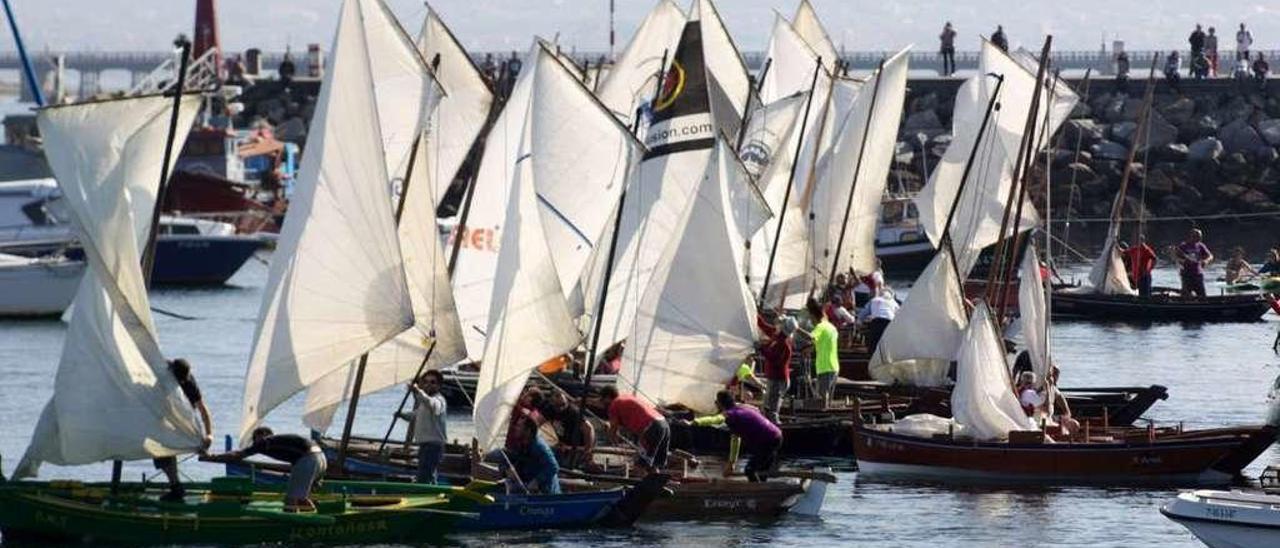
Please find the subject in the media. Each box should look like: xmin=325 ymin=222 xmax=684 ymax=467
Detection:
xmin=154 ymin=358 xmax=214 ymax=502
xmin=755 ymin=312 xmax=796 ymax=424
xmin=488 ymin=387 xmax=560 ymax=494
xmin=678 ymin=391 xmax=784 ymax=482
xmin=824 ymin=293 xmax=857 ymax=328
xmin=1123 ymin=234 xmax=1158 ymax=297
xmin=540 ymin=389 xmax=595 ymax=470
xmin=797 ymin=299 xmax=840 ymax=404
xmin=1175 ymin=229 xmax=1214 ymax=297
xmin=406 ymin=370 xmax=447 ymax=485
xmin=1225 ymin=247 xmax=1260 ymax=284
xmin=595 ymin=342 xmax=624 ymax=375
xmin=599 ymin=385 xmax=670 ymax=473
xmin=1260 ymin=246 xmax=1280 ymax=275
xmin=203 ymin=427 xmax=327 ymax=512
xmin=1016 ymin=371 xmax=1046 ymax=417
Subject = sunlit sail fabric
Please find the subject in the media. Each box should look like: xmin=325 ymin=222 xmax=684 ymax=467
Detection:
xmin=759 ymin=14 xmax=821 ymax=105
xmin=791 ymin=0 xmax=838 ymax=73
xmin=868 ymin=247 xmax=968 ymax=386
xmin=597 ymin=0 xmax=685 ymax=128
xmin=472 ymin=85 xmax=580 ymax=450
xmin=811 ymin=49 xmax=910 ymax=280
xmin=744 ymin=92 xmax=809 ymax=305
xmin=694 ymin=0 xmax=751 ymax=130
xmin=16 ymin=93 xmax=202 ymax=477
xmin=240 ymin=0 xmax=414 ymax=443
xmin=951 ymin=304 xmax=1037 ymax=441
xmin=417 ymin=7 xmax=495 ymax=204
xmin=1018 ymin=245 xmax=1052 ymax=392
xmin=622 ymin=139 xmax=759 ymax=414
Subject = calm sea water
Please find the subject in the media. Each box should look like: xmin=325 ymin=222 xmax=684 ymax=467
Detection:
xmin=1 ymin=254 xmax=1278 ymax=547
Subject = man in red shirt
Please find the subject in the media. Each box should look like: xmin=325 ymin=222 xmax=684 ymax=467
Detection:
xmin=1123 ymin=233 xmax=1157 ymax=297
xmin=756 ymin=312 xmax=795 ymax=424
xmin=599 ymin=385 xmax=669 ymax=472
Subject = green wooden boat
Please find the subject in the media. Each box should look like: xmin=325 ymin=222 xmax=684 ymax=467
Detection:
xmin=0 ymin=477 xmax=489 ymax=544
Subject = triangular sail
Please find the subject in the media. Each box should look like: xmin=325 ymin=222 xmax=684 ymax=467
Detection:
xmin=452 ymin=44 xmax=539 ymax=361
xmin=417 ymin=7 xmax=496 ymax=204
xmin=16 ymin=93 xmax=203 ymax=477
xmin=951 ymin=304 xmax=1037 ymax=440
xmin=580 ymin=19 xmax=718 ymax=352
xmin=791 ymin=0 xmax=838 ymax=73
xmin=239 ymin=0 xmax=414 ymax=442
xmin=694 ymin=0 xmax=751 ymax=129
xmin=621 ymin=139 xmax=758 ymax=414
xmin=597 ymin=0 xmax=685 ymax=127
xmin=868 ymin=247 xmax=967 ymax=386
xmin=811 ymin=48 xmax=910 ymax=280
xmin=1018 ymin=245 xmax=1052 ymax=389
xmin=365 ymin=0 xmax=441 ymax=180
xmin=531 ymin=49 xmax=644 ymax=308
xmin=759 ymin=14 xmax=821 ymax=105
xmin=743 ymin=92 xmax=809 ymax=302
xmin=1086 ymin=219 xmax=1138 ymax=295
xmin=472 ymin=87 xmax=580 ymax=451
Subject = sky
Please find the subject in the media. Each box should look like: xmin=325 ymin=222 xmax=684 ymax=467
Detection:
xmin=6 ymin=0 xmax=1280 ymax=55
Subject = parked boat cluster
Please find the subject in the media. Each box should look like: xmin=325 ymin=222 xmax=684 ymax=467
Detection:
xmin=1 ymin=0 xmax=1278 ymax=545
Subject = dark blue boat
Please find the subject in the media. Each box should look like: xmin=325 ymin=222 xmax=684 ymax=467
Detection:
xmin=151 ymin=233 xmax=261 ymax=285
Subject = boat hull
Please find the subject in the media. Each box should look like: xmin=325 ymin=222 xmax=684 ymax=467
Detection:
xmin=0 ymin=257 xmax=83 ymax=317
xmin=0 ymin=481 xmax=465 ymax=545
xmin=1162 ymin=490 xmax=1280 ymax=548
xmin=1051 ymin=291 xmax=1272 ymax=322
xmin=852 ymin=424 xmax=1277 ymax=486
xmin=150 ymin=235 xmax=261 ymax=285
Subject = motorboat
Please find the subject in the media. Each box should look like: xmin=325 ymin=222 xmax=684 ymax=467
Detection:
xmin=1162 ymin=467 xmax=1280 ymax=547
xmin=0 ymin=252 xmax=83 ymax=317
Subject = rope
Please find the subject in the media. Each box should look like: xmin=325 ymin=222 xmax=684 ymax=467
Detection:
xmin=1045 ymin=210 xmax=1280 ymax=223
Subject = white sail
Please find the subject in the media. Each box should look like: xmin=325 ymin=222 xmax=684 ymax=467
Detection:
xmin=1087 ymin=224 xmax=1138 ymax=295
xmin=472 ymin=95 xmax=580 ymax=451
xmin=580 ymin=19 xmax=718 ymax=352
xmin=745 ymin=92 xmax=809 ymax=303
xmin=792 ymin=0 xmax=839 ymax=73
xmin=417 ymin=7 xmax=496 ymax=204
xmin=16 ymin=93 xmax=202 ymax=477
xmin=811 ymin=48 xmax=910 ymax=280
xmin=365 ymin=0 xmax=441 ymax=181
xmin=759 ymin=14 xmax=821 ymax=105
xmin=452 ymin=44 xmax=539 ymax=361
xmin=239 ymin=0 xmax=414 ymax=442
xmin=868 ymin=246 xmax=967 ymax=386
xmin=951 ymin=304 xmax=1036 ymax=441
xmin=531 ymin=48 xmax=643 ymax=308
xmin=739 ymin=91 xmax=806 ymax=181
xmin=915 ymin=40 xmax=1075 ymax=276
xmin=597 ymin=0 xmax=685 ymax=127
xmin=622 ymin=139 xmax=758 ymax=414
xmin=302 ymin=129 xmax=466 ymax=432
xmin=695 ymin=0 xmax=752 ymax=133
xmin=1018 ymin=245 xmax=1052 ymax=385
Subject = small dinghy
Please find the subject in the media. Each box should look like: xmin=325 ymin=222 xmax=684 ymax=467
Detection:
xmin=0 ymin=253 xmax=83 ymax=317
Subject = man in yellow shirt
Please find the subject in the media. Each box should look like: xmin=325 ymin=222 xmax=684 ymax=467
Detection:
xmin=806 ymin=299 xmax=839 ymax=404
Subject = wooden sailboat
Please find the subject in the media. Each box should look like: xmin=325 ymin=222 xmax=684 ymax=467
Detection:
xmin=1051 ymin=54 xmax=1271 ymax=323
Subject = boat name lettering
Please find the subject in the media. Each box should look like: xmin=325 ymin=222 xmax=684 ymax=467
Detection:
xmin=518 ymin=505 xmax=556 ymax=516
xmin=702 ymin=498 xmax=758 ymax=510
xmin=867 ymin=437 xmax=907 ymax=452
xmin=1204 ymin=506 xmax=1236 ymax=519
xmin=288 ymin=519 xmax=390 ymax=541
xmin=1131 ymin=454 xmax=1163 ymax=466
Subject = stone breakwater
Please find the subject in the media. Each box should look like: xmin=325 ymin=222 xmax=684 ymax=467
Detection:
xmin=893 ymin=78 xmax=1280 ymax=227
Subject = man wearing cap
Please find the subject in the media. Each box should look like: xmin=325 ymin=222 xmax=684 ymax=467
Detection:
xmin=756 ymin=312 xmax=795 ymax=423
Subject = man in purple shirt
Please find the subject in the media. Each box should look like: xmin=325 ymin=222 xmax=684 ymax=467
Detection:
xmin=688 ymin=390 xmax=784 ymax=482
xmin=1174 ymin=228 xmax=1214 ymax=297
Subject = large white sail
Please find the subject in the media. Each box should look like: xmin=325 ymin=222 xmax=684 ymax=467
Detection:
xmin=695 ymin=0 xmax=751 ymax=132
xmin=16 ymin=93 xmax=202 ymax=477
xmin=744 ymin=92 xmax=809 ymax=303
xmin=1018 ymin=245 xmax=1052 ymax=387
xmin=739 ymin=91 xmax=806 ymax=181
xmin=417 ymin=7 xmax=496 ymax=204
xmin=365 ymin=0 xmax=441 ymax=181
xmin=811 ymin=48 xmax=910 ymax=280
xmin=580 ymin=19 xmax=719 ymax=352
xmin=597 ymin=0 xmax=685 ymax=127
xmin=792 ymin=0 xmax=838 ymax=73
xmin=622 ymin=139 xmax=758 ymax=414
xmin=759 ymin=14 xmax=821 ymax=105
xmin=915 ymin=40 xmax=1077 ymax=276
xmin=868 ymin=247 xmax=968 ymax=386
xmin=531 ymin=49 xmax=643 ymax=308
xmin=951 ymin=304 xmax=1036 ymax=441
xmin=239 ymin=0 xmax=414 ymax=442
xmin=452 ymin=44 xmax=539 ymax=361
xmin=472 ymin=87 xmax=580 ymax=451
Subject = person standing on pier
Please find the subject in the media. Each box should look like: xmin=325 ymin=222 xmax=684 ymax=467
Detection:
xmin=1115 ymin=51 xmax=1131 ymax=91
xmin=1252 ymin=53 xmax=1270 ymax=85
xmin=940 ymin=22 xmax=957 ymax=76
xmin=1123 ymin=234 xmax=1158 ymax=297
xmin=404 ymin=370 xmax=447 ymax=484
xmin=1206 ymin=27 xmax=1220 ymax=76
xmin=1237 ymin=23 xmax=1254 ymax=61
xmin=1175 ymin=228 xmax=1214 ymax=297
xmin=991 ymin=25 xmax=1008 ymax=52
xmin=756 ymin=312 xmax=796 ymax=424
xmin=1189 ymin=24 xmax=1207 ymax=58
